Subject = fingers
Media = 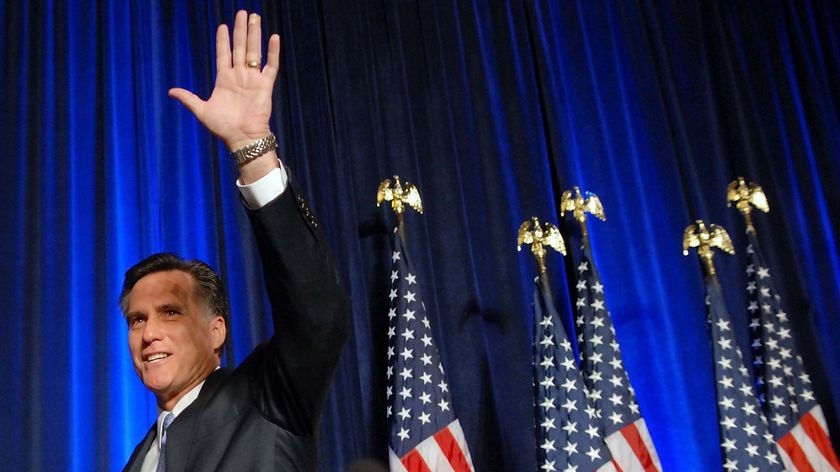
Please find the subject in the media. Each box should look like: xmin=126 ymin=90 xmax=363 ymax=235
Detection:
xmin=264 ymin=34 xmax=281 ymax=78
xmin=168 ymin=88 xmax=205 ymax=117
xmin=231 ymin=10 xmax=247 ymax=67
xmin=216 ymin=24 xmax=231 ymax=71
xmin=245 ymin=13 xmax=262 ymax=68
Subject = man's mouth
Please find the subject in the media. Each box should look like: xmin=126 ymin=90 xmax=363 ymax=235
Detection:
xmin=145 ymin=353 xmax=170 ymax=363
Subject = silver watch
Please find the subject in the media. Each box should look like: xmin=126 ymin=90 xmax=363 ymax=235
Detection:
xmin=230 ymin=133 xmax=277 ymax=165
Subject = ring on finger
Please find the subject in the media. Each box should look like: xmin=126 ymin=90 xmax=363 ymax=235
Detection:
xmin=246 ymin=60 xmax=261 ymax=69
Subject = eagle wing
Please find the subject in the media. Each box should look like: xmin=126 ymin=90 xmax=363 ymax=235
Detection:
xmin=376 ymin=179 xmax=393 ymax=206
xmin=585 ymin=192 xmax=606 ymax=221
xmin=710 ymin=225 xmax=735 ymax=254
xmin=748 ymin=185 xmax=769 ymax=213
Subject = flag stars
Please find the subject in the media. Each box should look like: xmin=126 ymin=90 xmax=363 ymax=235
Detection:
xmin=721 ymin=437 xmax=737 ymax=452
xmin=404 ymin=291 xmax=416 ymax=303
xmin=391 ymin=251 xmax=401 ymax=262
xmin=562 ymin=441 xmax=579 ymax=455
xmin=541 ymin=417 xmax=556 ymax=431
xmin=399 ymin=368 xmax=412 ymax=381
xmin=561 ymin=421 xmax=577 ymax=434
xmin=405 ymin=273 xmax=416 ymax=285
xmin=540 ymin=356 xmax=555 ymax=369
xmin=540 ymin=397 xmax=556 ymax=411
xmin=540 ymin=439 xmax=556 ymax=453
xmin=400 ymin=347 xmax=413 ymax=360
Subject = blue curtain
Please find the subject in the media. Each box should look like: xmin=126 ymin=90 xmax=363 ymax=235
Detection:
xmin=1 ymin=0 xmax=837 ymax=470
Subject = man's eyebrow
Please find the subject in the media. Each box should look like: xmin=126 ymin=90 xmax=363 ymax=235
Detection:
xmin=157 ymin=303 xmax=184 ymax=312
xmin=124 ymin=310 xmax=144 ymax=321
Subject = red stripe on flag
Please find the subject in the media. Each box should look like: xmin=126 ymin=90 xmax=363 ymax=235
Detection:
xmin=434 ymin=427 xmax=472 ymax=472
xmin=800 ymin=412 xmax=840 ymax=470
xmin=779 ymin=431 xmax=816 ymax=472
xmin=620 ymin=423 xmax=659 ymax=472
xmin=611 ymin=458 xmax=624 ymax=472
xmin=401 ymin=449 xmax=432 ymax=472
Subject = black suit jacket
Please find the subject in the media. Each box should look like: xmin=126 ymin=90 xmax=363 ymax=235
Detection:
xmin=123 ymin=180 xmax=349 ymax=471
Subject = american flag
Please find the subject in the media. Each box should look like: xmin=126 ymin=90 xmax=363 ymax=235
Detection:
xmin=572 ymin=251 xmax=661 ymax=471
xmin=745 ymin=232 xmax=840 ymax=471
xmin=385 ymin=234 xmax=475 ymax=471
xmin=705 ymin=276 xmax=784 ymax=471
xmin=533 ymin=274 xmax=617 ymax=472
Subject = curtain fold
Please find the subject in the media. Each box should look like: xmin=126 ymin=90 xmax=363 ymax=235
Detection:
xmin=1 ymin=1 xmax=837 ymax=470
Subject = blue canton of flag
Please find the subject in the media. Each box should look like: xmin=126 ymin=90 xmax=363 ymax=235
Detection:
xmin=705 ymin=277 xmax=784 ymax=472
xmin=573 ymin=251 xmax=661 ymax=471
xmin=745 ymin=232 xmax=840 ymax=471
xmin=533 ymin=275 xmax=616 ymax=472
xmin=385 ymin=234 xmax=474 ymax=472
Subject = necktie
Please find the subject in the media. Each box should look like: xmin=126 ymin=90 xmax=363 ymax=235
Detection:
xmin=156 ymin=413 xmax=175 ymax=472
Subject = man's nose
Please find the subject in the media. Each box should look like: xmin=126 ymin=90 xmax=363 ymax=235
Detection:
xmin=141 ymin=315 xmax=164 ymax=343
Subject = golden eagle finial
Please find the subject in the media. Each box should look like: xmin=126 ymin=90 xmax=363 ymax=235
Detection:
xmin=560 ymin=186 xmax=605 ymax=248
xmin=377 ymin=175 xmax=423 ymax=233
xmin=682 ymin=220 xmax=735 ymax=276
xmin=517 ymin=217 xmax=566 ymax=275
xmin=726 ymin=177 xmax=769 ymax=233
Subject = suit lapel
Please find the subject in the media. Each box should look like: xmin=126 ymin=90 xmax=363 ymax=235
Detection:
xmin=122 ymin=424 xmax=156 ymax=472
xmin=162 ymin=368 xmax=233 ymax=471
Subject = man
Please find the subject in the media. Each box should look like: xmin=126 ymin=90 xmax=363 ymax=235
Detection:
xmin=120 ymin=10 xmax=348 ymax=471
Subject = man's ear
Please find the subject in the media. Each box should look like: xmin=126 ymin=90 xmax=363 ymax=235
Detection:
xmin=210 ymin=315 xmax=226 ymax=351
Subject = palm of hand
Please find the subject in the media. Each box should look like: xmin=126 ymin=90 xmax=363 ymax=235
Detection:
xmin=200 ymin=68 xmax=274 ymax=149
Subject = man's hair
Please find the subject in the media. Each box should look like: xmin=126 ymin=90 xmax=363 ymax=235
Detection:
xmin=118 ymin=253 xmax=230 ymax=353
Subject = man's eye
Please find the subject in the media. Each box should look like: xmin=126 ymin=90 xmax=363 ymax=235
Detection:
xmin=165 ymin=310 xmax=179 ymax=316
xmin=129 ymin=318 xmax=145 ymax=329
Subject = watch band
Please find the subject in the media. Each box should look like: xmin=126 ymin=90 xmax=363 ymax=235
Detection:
xmin=230 ymin=133 xmax=277 ymax=165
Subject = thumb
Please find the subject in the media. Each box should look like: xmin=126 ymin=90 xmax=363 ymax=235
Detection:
xmin=168 ymin=88 xmax=205 ymax=117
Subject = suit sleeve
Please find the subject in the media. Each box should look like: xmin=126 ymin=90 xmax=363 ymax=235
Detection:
xmin=242 ymin=176 xmax=349 ymax=436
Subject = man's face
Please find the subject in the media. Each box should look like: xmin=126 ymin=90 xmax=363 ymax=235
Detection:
xmin=126 ymin=270 xmax=225 ymax=409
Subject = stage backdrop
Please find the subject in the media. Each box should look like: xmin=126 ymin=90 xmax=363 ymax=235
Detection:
xmin=1 ymin=0 xmax=838 ymax=470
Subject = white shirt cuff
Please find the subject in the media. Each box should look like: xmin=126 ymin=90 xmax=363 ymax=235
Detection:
xmin=236 ymin=163 xmax=289 ymax=209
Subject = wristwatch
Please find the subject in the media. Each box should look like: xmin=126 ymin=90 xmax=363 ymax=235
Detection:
xmin=230 ymin=133 xmax=277 ymax=165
